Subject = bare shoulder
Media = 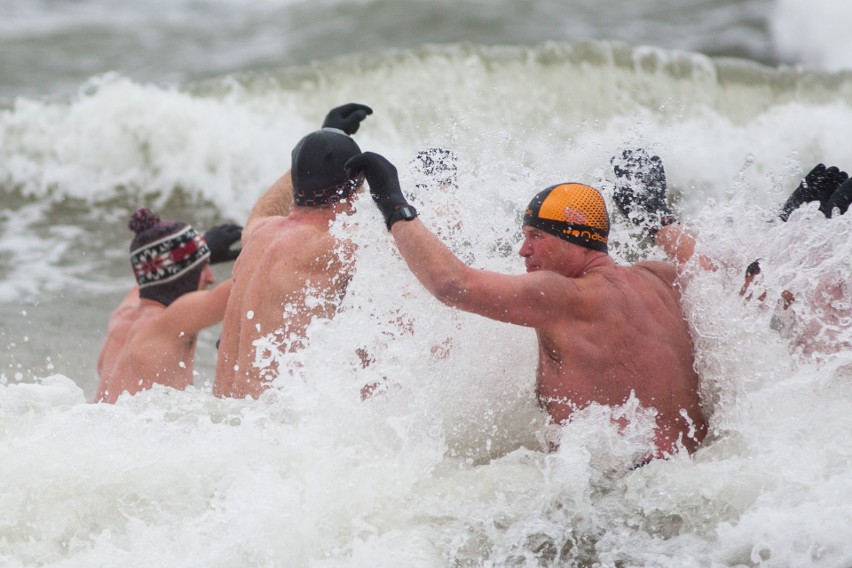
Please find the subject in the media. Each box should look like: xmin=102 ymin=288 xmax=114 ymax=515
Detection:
xmin=107 ymin=288 xmax=141 ymax=322
xmin=238 ymin=215 xmax=341 ymax=280
xmin=631 ymin=260 xmax=677 ymax=287
xmin=242 ymin=217 xmax=313 ymax=255
xmin=269 ymin=217 xmax=335 ymax=254
xmin=242 ymin=215 xmax=283 ymax=245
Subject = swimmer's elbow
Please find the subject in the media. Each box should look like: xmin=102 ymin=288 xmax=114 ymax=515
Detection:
xmin=429 ymin=274 xmax=471 ymax=308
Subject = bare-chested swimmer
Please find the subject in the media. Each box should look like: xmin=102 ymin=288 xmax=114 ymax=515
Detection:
xmin=96 ymin=209 xmax=241 ymax=403
xmin=346 ymin=151 xmax=707 ymax=458
xmin=213 ymin=104 xmax=371 ymax=399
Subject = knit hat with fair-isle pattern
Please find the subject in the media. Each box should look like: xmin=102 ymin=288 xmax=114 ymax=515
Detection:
xmin=128 ymin=208 xmax=210 ymax=306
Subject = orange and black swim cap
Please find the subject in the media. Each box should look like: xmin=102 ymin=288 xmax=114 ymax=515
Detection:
xmin=523 ymin=183 xmax=610 ymax=253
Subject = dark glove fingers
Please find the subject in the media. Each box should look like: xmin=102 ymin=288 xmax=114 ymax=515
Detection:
xmin=342 ymin=110 xmax=369 ymax=134
xmin=612 ymin=149 xmax=653 ymax=226
xmin=802 ymin=163 xmax=827 ymax=202
xmin=345 ymin=152 xmax=413 ymax=228
xmin=643 ymin=155 xmax=668 ymax=202
xmin=780 ymin=163 xmax=825 ymax=221
xmin=611 ymin=148 xmax=672 ymax=232
xmin=783 ymin=164 xmax=848 ymax=220
xmin=825 ymin=178 xmax=852 ymax=218
xmin=322 ymin=103 xmax=373 ymax=135
xmin=611 ymin=150 xmax=634 ymax=179
xmin=745 ymin=259 xmax=761 ymax=278
xmin=803 ymin=163 xmax=827 ymax=187
xmin=612 ymin=183 xmax=637 ymax=219
xmin=815 ymin=166 xmax=845 ymax=207
xmin=225 ymin=224 xmax=243 ymax=242
xmin=346 ymin=110 xmax=367 ymax=125
xmin=613 ymin=148 xmax=665 ymax=190
xmin=217 ymin=223 xmax=242 ymax=240
xmin=345 ymin=152 xmax=377 ymax=181
xmin=823 ymin=167 xmax=849 ymax=202
xmin=217 ymin=224 xmax=243 ymax=246
xmin=204 ymin=223 xmax=243 ymax=264
xmin=345 ymin=152 xmax=400 ymax=202
xmin=329 ymin=103 xmax=373 ymax=118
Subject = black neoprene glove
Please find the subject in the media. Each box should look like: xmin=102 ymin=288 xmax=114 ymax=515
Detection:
xmin=779 ymin=163 xmax=848 ymax=221
xmin=204 ymin=223 xmax=242 ymax=264
xmin=611 ymin=148 xmax=677 ymax=237
xmin=345 ymin=152 xmax=418 ymax=230
xmin=824 ymin=177 xmax=852 ymax=218
xmin=745 ymin=259 xmax=762 ymax=278
xmin=322 ymin=103 xmax=373 ymax=135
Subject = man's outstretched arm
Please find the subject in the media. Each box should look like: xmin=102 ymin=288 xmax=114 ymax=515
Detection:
xmin=347 ymin=151 xmax=574 ymax=329
xmin=244 ymin=171 xmax=295 ymax=231
xmin=158 ymin=278 xmax=234 ymax=337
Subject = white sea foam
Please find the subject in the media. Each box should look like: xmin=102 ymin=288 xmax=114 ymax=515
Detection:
xmin=771 ymin=0 xmax=852 ymax=70
xmin=1 ymin=43 xmax=852 ymax=565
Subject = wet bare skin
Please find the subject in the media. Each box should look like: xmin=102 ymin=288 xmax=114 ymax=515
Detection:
xmin=530 ymin=259 xmax=706 ymax=455
xmin=213 ymin=173 xmax=356 ymax=399
xmin=665 ymin=222 xmax=850 ymax=357
xmin=389 ymin=221 xmax=707 ymax=456
xmin=740 ymin=262 xmax=850 ymax=357
xmin=96 ymin=265 xmax=232 ymax=403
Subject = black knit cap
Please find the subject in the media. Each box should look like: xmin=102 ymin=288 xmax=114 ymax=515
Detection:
xmin=291 ymin=128 xmax=362 ymax=206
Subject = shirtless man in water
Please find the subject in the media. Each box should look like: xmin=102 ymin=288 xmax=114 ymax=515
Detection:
xmin=346 ymin=152 xmax=707 ymax=457
xmin=96 ymin=209 xmax=241 ymax=403
xmin=213 ymin=104 xmax=371 ymax=399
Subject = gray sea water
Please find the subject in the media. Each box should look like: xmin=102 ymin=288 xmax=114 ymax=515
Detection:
xmin=2 ymin=0 xmax=852 ymax=566
xmin=0 ymin=0 xmax=783 ymax=100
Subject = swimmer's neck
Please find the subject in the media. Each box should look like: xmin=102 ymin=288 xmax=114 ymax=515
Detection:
xmin=562 ymin=252 xmax=615 ymax=278
xmin=289 ymin=200 xmax=355 ymax=222
xmin=137 ymin=297 xmax=167 ymax=310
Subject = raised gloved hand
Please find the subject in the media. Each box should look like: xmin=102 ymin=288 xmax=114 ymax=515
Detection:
xmin=779 ymin=163 xmax=848 ymax=221
xmin=824 ymin=177 xmax=852 ymax=218
xmin=745 ymin=259 xmax=762 ymax=278
xmin=204 ymin=223 xmax=242 ymax=263
xmin=611 ymin=148 xmax=677 ymax=237
xmin=345 ymin=152 xmax=418 ymax=230
xmin=322 ymin=103 xmax=373 ymax=135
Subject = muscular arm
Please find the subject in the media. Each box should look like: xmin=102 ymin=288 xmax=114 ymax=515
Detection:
xmin=350 ymin=151 xmax=575 ymax=328
xmin=390 ymin=219 xmax=573 ymax=328
xmin=244 ymin=171 xmax=294 ymax=241
xmin=158 ymin=278 xmax=234 ymax=336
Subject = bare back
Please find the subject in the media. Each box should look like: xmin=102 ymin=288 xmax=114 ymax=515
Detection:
xmin=534 ymin=261 xmax=706 ymax=454
xmin=96 ymin=291 xmax=197 ymax=403
xmin=214 ymin=210 xmax=353 ymax=399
